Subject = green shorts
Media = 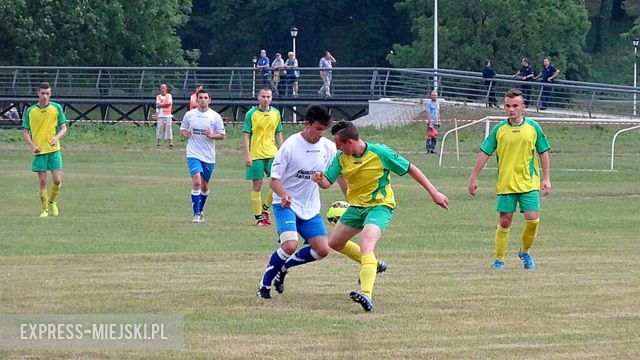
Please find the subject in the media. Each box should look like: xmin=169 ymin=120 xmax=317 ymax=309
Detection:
xmin=496 ymin=191 xmax=540 ymax=213
xmin=245 ymin=158 xmax=273 ymax=180
xmin=32 ymin=151 xmax=63 ymax=172
xmin=339 ymin=205 xmax=394 ymax=231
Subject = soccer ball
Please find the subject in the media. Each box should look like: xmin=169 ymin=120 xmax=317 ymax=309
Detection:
xmin=326 ymin=201 xmax=350 ymax=225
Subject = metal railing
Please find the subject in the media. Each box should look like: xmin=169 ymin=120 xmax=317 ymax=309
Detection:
xmin=1 ymin=66 xmax=640 ymax=117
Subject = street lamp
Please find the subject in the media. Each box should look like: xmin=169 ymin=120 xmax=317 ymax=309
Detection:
xmin=290 ymin=26 xmax=299 ymax=122
xmin=433 ymin=0 xmax=438 ymax=92
xmin=633 ymin=38 xmax=639 ymax=116
xmin=290 ymin=26 xmax=298 ymax=56
xmin=252 ymin=55 xmax=258 ymax=98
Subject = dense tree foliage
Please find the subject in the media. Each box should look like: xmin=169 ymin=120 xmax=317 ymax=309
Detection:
xmin=180 ymin=0 xmax=410 ymax=67
xmin=0 ymin=0 xmax=193 ymax=66
xmin=390 ymin=0 xmax=592 ymax=80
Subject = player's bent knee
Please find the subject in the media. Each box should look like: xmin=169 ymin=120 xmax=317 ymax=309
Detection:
xmin=281 ymin=241 xmax=298 ymax=256
xmin=279 ymin=232 xmax=299 ymax=255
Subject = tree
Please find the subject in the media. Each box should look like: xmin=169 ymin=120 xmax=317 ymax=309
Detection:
xmin=181 ymin=0 xmax=410 ymax=67
xmin=0 ymin=0 xmax=194 ymax=66
xmin=391 ymin=0 xmax=592 ymax=80
xmin=593 ymin=0 xmax=614 ymax=53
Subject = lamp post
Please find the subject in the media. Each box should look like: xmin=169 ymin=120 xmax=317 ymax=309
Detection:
xmin=252 ymin=55 xmax=258 ymax=98
xmin=433 ymin=0 xmax=438 ymax=92
xmin=290 ymin=26 xmax=299 ymax=122
xmin=634 ymin=38 xmax=639 ymax=116
xmin=290 ymin=26 xmax=298 ymax=57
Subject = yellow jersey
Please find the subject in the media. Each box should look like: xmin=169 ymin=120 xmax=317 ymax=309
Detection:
xmin=324 ymin=143 xmax=410 ymax=209
xmin=243 ymin=106 xmax=282 ymax=159
xmin=22 ymin=102 xmax=67 ymax=155
xmin=480 ymin=118 xmax=550 ymax=194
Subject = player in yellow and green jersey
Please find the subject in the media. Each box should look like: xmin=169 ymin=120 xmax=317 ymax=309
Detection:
xmin=313 ymin=121 xmax=449 ymax=311
xmin=468 ymin=88 xmax=551 ymax=270
xmin=243 ymin=88 xmax=284 ymax=227
xmin=22 ymin=82 xmax=68 ymax=218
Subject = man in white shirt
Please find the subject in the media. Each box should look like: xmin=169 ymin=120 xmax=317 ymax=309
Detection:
xmin=318 ymin=51 xmax=336 ymax=97
xmin=257 ymin=105 xmax=345 ymax=299
xmin=180 ymin=88 xmax=226 ymax=223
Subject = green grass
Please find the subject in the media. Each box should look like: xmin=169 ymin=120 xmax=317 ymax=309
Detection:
xmin=1 ymin=123 xmax=639 ymax=359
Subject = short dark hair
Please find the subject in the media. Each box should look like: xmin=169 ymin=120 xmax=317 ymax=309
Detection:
xmin=331 ymin=121 xmax=359 ymax=142
xmin=196 ymin=88 xmax=209 ymax=96
xmin=485 ymin=59 xmax=491 ymax=66
xmin=505 ymin=88 xmax=524 ymax=99
xmin=39 ymin=82 xmax=51 ymax=90
xmin=304 ymin=105 xmax=332 ymax=127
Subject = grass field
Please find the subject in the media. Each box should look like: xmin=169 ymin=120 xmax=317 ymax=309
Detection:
xmin=1 ymin=122 xmax=639 ymax=359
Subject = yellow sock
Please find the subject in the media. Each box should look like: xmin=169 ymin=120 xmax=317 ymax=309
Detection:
xmin=359 ymin=253 xmax=378 ymax=298
xmin=521 ymin=219 xmax=540 ymax=253
xmin=337 ymin=241 xmax=361 ymax=263
xmin=495 ymin=225 xmax=510 ymax=261
xmin=263 ymin=189 xmax=274 ymax=210
xmin=39 ymin=189 xmax=49 ymax=211
xmin=251 ymin=190 xmax=262 ymax=216
xmin=49 ymin=183 xmax=61 ymax=202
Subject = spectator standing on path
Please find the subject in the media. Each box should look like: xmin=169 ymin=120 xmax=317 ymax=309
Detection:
xmin=425 ymin=90 xmax=440 ymax=154
xmin=285 ymin=52 xmax=299 ymax=97
xmin=514 ymin=58 xmax=535 ymax=106
xmin=318 ymin=51 xmax=336 ymax=97
xmin=271 ymin=53 xmax=285 ymax=96
xmin=482 ymin=60 xmax=498 ymax=108
xmin=256 ymin=50 xmax=272 ymax=89
xmin=156 ymin=83 xmax=174 ymax=148
xmin=534 ymin=57 xmax=560 ymax=110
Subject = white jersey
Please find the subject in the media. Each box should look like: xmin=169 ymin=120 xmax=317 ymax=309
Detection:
xmin=180 ymin=108 xmax=225 ymax=163
xmin=271 ymin=133 xmax=337 ymax=220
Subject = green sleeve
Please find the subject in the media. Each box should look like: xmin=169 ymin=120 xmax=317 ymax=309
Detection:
xmin=52 ymin=102 xmax=67 ymax=125
xmin=480 ymin=121 xmax=503 ymax=155
xmin=324 ymin=151 xmax=344 ymax=184
xmin=274 ymin=109 xmax=283 ymax=133
xmin=370 ymin=144 xmax=410 ymax=176
xmin=22 ymin=107 xmax=32 ymax=129
xmin=534 ymin=122 xmax=551 ymax=153
xmin=242 ymin=108 xmax=255 ymax=133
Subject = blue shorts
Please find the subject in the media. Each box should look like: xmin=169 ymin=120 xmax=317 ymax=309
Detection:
xmin=187 ymin=157 xmax=215 ymax=181
xmin=273 ymin=204 xmax=327 ymax=244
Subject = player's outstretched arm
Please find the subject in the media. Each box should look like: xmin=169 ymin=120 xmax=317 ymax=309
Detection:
xmin=407 ymin=164 xmax=449 ymax=210
xmin=312 ymin=171 xmax=332 ymax=189
xmin=468 ymin=152 xmax=490 ymax=196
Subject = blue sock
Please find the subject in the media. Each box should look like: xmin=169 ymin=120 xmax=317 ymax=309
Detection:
xmin=199 ymin=191 xmax=209 ymax=213
xmin=191 ymin=189 xmax=201 ymax=215
xmin=260 ymin=248 xmax=289 ymax=288
xmin=284 ymin=246 xmax=322 ymax=271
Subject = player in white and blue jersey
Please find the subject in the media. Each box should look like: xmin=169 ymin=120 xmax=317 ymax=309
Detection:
xmin=257 ymin=105 xmax=346 ymax=299
xmin=179 ymin=89 xmax=226 ymax=223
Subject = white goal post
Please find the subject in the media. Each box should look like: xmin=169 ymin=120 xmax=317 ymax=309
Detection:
xmin=438 ymin=116 xmax=640 ymax=171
